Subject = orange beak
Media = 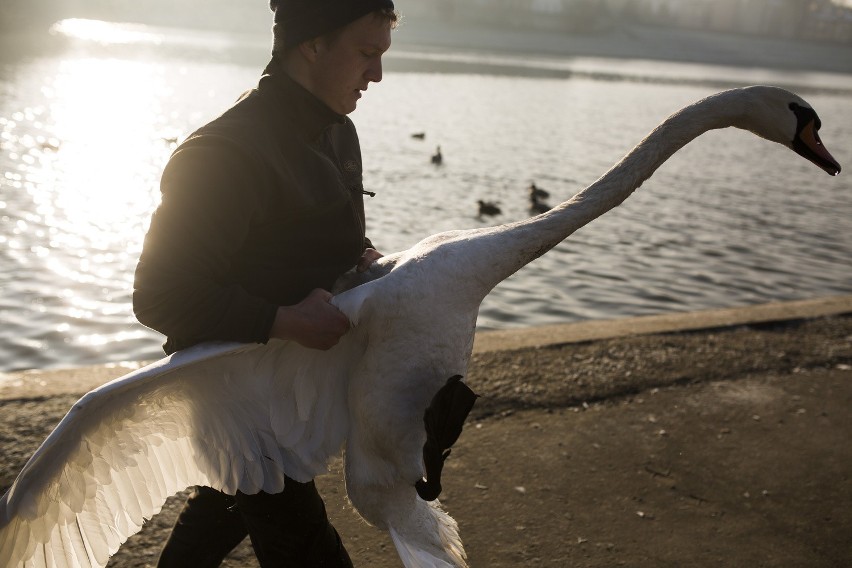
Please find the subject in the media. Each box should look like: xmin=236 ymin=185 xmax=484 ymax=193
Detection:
xmin=795 ymin=120 xmax=841 ymax=176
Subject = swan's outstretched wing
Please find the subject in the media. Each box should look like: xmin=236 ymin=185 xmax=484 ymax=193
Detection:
xmin=0 ymin=333 xmax=364 ymax=568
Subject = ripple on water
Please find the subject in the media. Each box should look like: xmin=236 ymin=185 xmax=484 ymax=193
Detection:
xmin=1 ymin=38 xmax=851 ymax=372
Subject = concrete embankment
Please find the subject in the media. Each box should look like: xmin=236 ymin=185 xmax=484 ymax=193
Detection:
xmin=473 ymin=295 xmax=852 ymax=352
xmin=1 ymin=295 xmax=850 ymax=402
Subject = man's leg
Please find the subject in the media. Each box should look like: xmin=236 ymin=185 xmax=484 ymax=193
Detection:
xmin=236 ymin=478 xmax=353 ymax=568
xmin=157 ymin=486 xmax=248 ymax=568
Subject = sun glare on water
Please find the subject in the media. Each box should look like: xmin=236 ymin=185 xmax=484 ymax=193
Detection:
xmin=1 ymin=31 xmax=178 ymax=358
xmin=2 ymin=15 xmax=262 ymax=368
xmin=50 ymin=18 xmax=166 ymax=46
xmin=38 ymin=57 xmax=167 ymax=251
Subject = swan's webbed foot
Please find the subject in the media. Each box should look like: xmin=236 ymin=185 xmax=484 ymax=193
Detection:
xmin=415 ymin=375 xmax=478 ymax=501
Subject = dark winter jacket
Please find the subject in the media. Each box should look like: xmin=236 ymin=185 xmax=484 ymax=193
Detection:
xmin=133 ymin=60 xmax=373 ymax=354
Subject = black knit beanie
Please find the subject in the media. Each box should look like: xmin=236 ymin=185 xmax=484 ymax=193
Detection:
xmin=270 ymin=0 xmax=395 ymax=52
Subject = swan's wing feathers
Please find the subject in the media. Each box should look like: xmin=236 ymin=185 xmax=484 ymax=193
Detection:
xmin=0 ymin=344 xmax=242 ymax=567
xmin=0 ymin=336 xmax=363 ymax=568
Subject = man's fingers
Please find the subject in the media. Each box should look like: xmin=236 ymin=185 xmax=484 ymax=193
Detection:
xmin=313 ymin=288 xmax=350 ymax=330
xmin=310 ymin=288 xmax=334 ymax=302
xmin=356 ymin=248 xmax=383 ymax=272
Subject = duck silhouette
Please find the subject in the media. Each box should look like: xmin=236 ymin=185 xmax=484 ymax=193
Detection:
xmin=529 ymin=192 xmax=551 ymax=213
xmin=528 ymin=182 xmax=549 ymax=200
xmin=477 ymin=200 xmax=502 ymax=217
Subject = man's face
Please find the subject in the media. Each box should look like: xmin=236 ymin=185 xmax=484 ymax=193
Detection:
xmin=309 ymin=13 xmax=392 ymax=115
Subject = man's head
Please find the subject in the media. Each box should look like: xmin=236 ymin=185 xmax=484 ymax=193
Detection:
xmin=271 ymin=1 xmax=397 ymax=116
xmin=271 ymin=0 xmax=396 ymax=52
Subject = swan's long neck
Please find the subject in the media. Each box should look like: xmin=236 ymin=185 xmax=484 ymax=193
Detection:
xmin=452 ymin=89 xmax=744 ymax=299
xmin=554 ymin=91 xmax=735 ymax=226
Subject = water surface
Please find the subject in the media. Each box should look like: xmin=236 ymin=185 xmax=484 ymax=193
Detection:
xmin=1 ymin=22 xmax=850 ymax=372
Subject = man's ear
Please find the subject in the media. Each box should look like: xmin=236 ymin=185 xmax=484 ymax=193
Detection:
xmin=297 ymin=38 xmax=321 ymax=63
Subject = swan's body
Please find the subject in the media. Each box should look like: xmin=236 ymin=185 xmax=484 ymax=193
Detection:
xmin=0 ymin=86 xmax=840 ymax=568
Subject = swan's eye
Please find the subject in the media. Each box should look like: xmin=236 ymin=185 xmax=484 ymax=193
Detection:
xmin=788 ymin=102 xmax=819 ymax=137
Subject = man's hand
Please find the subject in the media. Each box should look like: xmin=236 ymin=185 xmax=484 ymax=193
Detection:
xmin=356 ymin=247 xmax=383 ymax=272
xmin=270 ymin=288 xmax=350 ymax=350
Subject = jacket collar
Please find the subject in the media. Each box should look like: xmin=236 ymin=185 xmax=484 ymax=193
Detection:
xmin=258 ymin=57 xmax=346 ymax=142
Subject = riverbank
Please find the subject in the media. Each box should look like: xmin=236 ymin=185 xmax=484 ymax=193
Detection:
xmin=383 ymin=19 xmax=852 ymax=98
xmin=1 ymin=296 xmax=850 ymax=566
xmin=390 ymin=18 xmax=852 ymax=77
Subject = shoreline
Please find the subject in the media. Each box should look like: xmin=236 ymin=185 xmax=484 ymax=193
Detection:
xmin=389 ymin=19 xmax=852 ymax=76
xmin=473 ymin=295 xmax=852 ymax=353
xmin=2 ymin=295 xmax=850 ymax=401
xmin=5 ymin=18 xmax=852 ymax=79
xmin=384 ymin=20 xmax=852 ymax=97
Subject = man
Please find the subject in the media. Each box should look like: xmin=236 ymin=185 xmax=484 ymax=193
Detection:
xmin=132 ymin=1 xmax=397 ymax=566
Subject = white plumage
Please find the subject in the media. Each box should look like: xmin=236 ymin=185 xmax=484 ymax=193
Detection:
xmin=0 ymin=86 xmax=840 ymax=568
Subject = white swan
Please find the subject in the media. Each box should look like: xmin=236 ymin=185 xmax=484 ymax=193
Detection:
xmin=0 ymin=86 xmax=840 ymax=568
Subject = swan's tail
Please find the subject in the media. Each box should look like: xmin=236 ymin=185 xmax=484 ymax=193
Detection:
xmin=388 ymin=498 xmax=467 ymax=568
xmin=348 ymin=482 xmax=468 ymax=568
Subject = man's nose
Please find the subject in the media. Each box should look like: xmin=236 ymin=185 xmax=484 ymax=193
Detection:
xmin=366 ymin=57 xmax=383 ymax=83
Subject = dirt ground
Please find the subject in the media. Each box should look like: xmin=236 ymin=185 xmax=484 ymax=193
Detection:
xmin=1 ymin=314 xmax=850 ymax=567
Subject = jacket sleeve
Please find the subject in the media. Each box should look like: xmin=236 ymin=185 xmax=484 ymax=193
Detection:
xmin=133 ymin=139 xmax=278 ymax=351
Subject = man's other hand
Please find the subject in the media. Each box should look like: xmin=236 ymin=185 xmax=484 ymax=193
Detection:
xmin=356 ymin=248 xmax=383 ymax=272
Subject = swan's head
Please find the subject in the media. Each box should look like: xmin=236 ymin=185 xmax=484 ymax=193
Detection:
xmin=741 ymin=86 xmax=841 ymax=176
xmin=788 ymin=100 xmax=841 ymax=176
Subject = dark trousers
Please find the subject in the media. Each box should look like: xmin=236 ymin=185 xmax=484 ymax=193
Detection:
xmin=157 ymin=480 xmax=353 ymax=568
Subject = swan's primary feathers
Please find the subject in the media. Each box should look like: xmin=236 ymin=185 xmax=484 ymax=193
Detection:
xmin=0 ymin=339 xmax=361 ymax=566
xmin=0 ymin=86 xmax=840 ymax=568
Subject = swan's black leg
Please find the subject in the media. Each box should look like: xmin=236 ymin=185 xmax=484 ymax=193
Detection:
xmin=415 ymin=375 xmax=478 ymax=501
